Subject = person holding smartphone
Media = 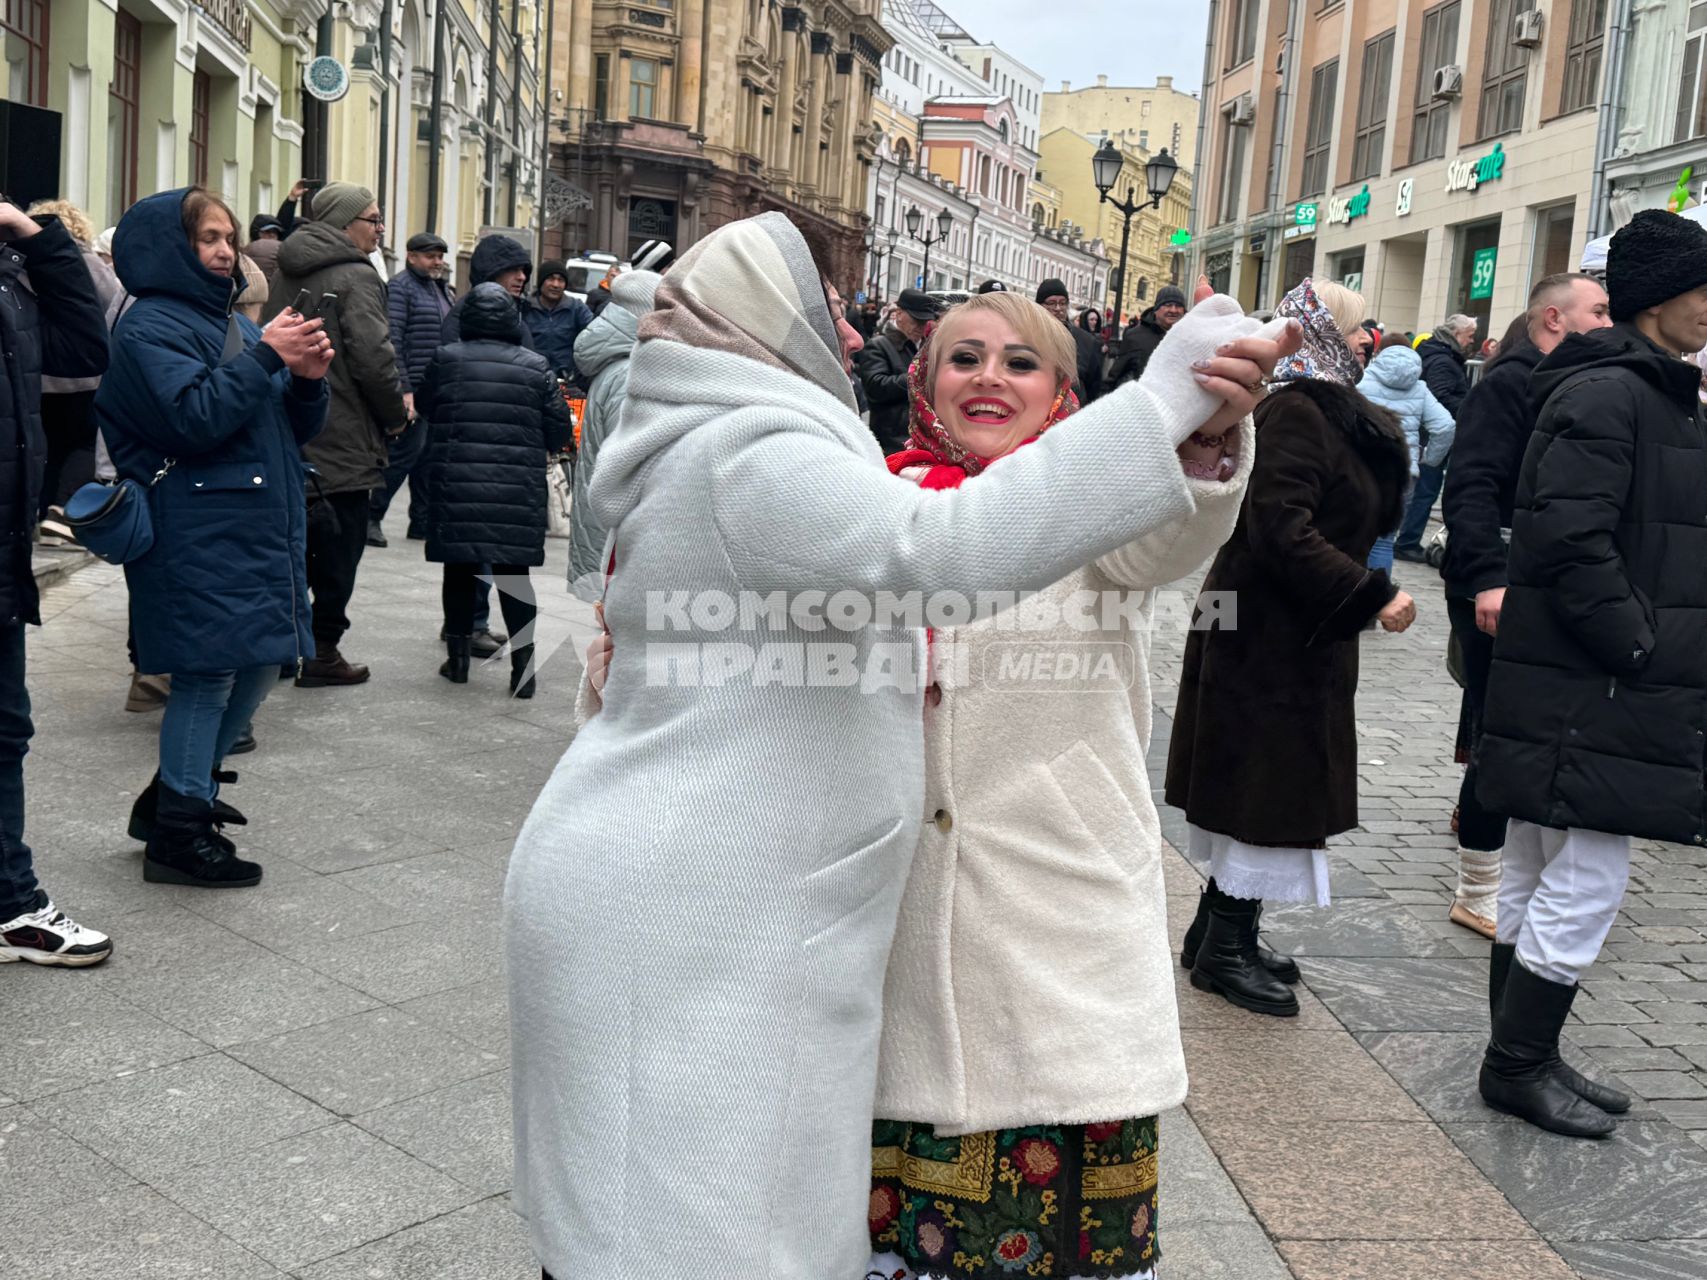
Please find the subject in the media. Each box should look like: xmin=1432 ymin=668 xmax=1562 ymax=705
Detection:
xmin=262 ymin=181 xmax=407 ymax=688
xmin=95 ymin=186 xmax=331 ymax=890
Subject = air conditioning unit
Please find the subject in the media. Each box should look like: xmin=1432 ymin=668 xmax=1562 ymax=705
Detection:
xmin=1230 ymin=92 xmax=1257 ymax=126
xmin=1513 ymin=9 xmax=1544 ymax=46
xmin=1432 ymin=65 xmax=1464 ymax=100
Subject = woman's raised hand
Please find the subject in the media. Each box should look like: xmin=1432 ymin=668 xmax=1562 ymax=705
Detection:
xmin=262 ymin=311 xmax=333 ymax=378
xmin=1134 ymin=281 xmax=1302 ymax=445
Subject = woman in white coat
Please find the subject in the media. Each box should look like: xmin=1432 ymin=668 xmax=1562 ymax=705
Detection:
xmin=507 ymin=214 xmax=1296 ymax=1280
xmin=868 ymin=292 xmax=1252 ymax=1280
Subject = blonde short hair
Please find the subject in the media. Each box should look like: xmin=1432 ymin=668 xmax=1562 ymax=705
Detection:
xmin=27 ymin=200 xmax=95 ymax=247
xmin=928 ymin=292 xmax=1077 ymax=390
xmin=1312 ymin=280 xmax=1368 ymax=340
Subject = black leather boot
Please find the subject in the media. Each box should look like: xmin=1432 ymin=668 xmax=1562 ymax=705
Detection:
xmin=128 ymin=771 xmax=245 ymax=849
xmin=1490 ymin=941 xmax=1629 ymax=1115
xmin=509 ymin=644 xmax=536 ymax=699
xmin=1189 ymin=883 xmax=1299 ymax=1017
xmin=1480 ymin=959 xmax=1616 ymax=1137
xmin=143 ymin=783 xmax=262 ymax=889
xmin=440 ymin=634 xmax=471 ymax=684
xmin=1182 ymin=879 xmax=1300 ymax=983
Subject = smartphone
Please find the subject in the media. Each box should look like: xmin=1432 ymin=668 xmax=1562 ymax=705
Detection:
xmin=314 ymin=292 xmax=338 ymax=317
xmin=289 ymin=289 xmax=313 ymax=316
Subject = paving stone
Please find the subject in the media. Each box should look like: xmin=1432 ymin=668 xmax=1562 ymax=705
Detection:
xmin=1653 ymin=1100 xmax=1707 ymax=1129
xmin=229 ymin=1006 xmax=501 ymax=1116
xmin=1294 ymin=956 xmax=1489 ymax=1032
xmin=1156 ymin=1221 xmax=1293 ymax=1280
xmin=1443 ymin=1119 xmax=1707 ymax=1242
xmin=1193 ymin=1117 xmax=1535 ymax=1241
xmin=29 ymin=1052 xmax=338 ymax=1182
xmin=1279 ymin=1240 xmax=1578 ymax=1280
xmin=1257 ymin=898 xmax=1462 ymax=959
xmin=1186 ymin=1028 xmax=1427 ymax=1124
xmin=1617 ymin=1071 xmax=1707 ymax=1099
xmin=294 ymin=1197 xmax=538 ymax=1279
xmin=397 ymin=976 xmax=511 ymax=1054
xmin=0 ymin=978 xmax=208 ymax=1101
xmin=149 ymin=1121 xmax=478 ymax=1270
xmin=355 ymin=1070 xmax=514 ymax=1194
xmin=1560 ymin=1240 xmax=1707 ymax=1280
xmin=0 ymin=1184 xmax=289 ymax=1277
xmin=295 ymin=916 xmax=506 ymax=1004
xmin=0 ymin=1107 xmax=134 ymax=1216
xmin=1172 ymin=965 xmax=1345 ymax=1032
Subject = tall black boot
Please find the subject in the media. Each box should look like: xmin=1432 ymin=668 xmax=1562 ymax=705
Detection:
xmin=128 ymin=771 xmax=245 ymax=848
xmin=440 ymin=634 xmax=471 ymax=684
xmin=1181 ymin=879 xmax=1300 ymax=983
xmin=143 ymin=782 xmax=262 ymax=889
xmin=509 ymin=644 xmax=536 ymax=699
xmin=1489 ymin=940 xmax=1629 ymax=1115
xmin=1189 ymin=882 xmax=1300 ymax=1017
xmin=1479 ymin=959 xmax=1615 ymax=1137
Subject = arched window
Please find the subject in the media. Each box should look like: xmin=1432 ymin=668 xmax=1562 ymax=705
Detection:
xmin=894 ymin=138 xmax=912 ymax=168
xmin=1031 ymin=202 xmax=1045 ymax=225
xmin=998 ymin=119 xmax=1009 ymax=143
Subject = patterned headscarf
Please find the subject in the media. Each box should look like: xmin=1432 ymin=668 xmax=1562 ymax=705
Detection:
xmin=891 ymin=322 xmax=1079 ymax=480
xmin=1270 ymin=279 xmax=1364 ymax=387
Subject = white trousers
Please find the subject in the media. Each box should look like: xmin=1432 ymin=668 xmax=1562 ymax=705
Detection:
xmin=1497 ymin=820 xmax=1630 ymax=985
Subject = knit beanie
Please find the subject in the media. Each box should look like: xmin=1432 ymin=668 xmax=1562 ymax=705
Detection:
xmin=1155 ymin=285 xmax=1188 ymax=310
xmin=1035 ymin=278 xmax=1069 ymax=304
xmin=610 ymin=268 xmax=662 ymax=316
xmin=537 ymin=259 xmax=569 ymax=288
xmin=311 ymin=182 xmax=375 ymax=231
xmin=1607 ymin=209 xmax=1707 ymax=321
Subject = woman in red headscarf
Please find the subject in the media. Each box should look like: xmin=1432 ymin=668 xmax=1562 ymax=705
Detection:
xmin=867 ymin=291 xmax=1255 ymax=1280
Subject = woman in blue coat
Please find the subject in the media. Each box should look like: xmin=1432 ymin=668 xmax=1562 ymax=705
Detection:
xmin=95 ymin=188 xmax=332 ymax=888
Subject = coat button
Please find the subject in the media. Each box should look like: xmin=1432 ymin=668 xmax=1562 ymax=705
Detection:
xmin=925 ymin=682 xmax=942 ymax=706
xmin=251 ymin=476 xmax=262 ymax=484
xmin=933 ymin=809 xmax=952 ymax=833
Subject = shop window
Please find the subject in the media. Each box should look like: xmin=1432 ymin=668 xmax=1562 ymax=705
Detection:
xmin=1283 ymin=237 xmax=1315 ymax=294
xmin=1299 ymin=59 xmax=1338 ymax=199
xmin=1205 ymin=249 xmax=1233 ymax=295
xmin=1352 ymin=32 xmax=1395 ymax=181
xmin=108 ymin=9 xmax=142 ymax=219
xmin=1217 ymin=105 xmax=1249 ymax=223
xmin=1675 ymin=0 xmax=1707 ymax=143
xmin=190 ymin=69 xmax=212 ymax=189
xmin=1333 ymin=250 xmax=1366 ymax=293
xmin=1411 ymin=1 xmax=1461 ymax=164
xmin=1 ymin=0 xmax=50 ymax=107
xmin=1453 ymin=218 xmax=1502 ymax=332
xmin=1477 ymin=0 xmax=1529 ymax=140
xmin=1560 ymin=0 xmax=1607 ymax=115
xmin=1226 ymin=0 xmax=1259 ymax=69
xmin=1533 ymin=204 xmax=1575 ymax=283
xmin=629 ymin=57 xmax=657 ymax=119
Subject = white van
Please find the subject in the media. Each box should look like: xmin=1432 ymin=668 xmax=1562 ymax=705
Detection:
xmin=559 ymin=253 xmax=619 ymax=303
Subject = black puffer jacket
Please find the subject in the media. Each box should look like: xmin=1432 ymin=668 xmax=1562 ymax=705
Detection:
xmin=1439 ymin=340 xmax=1544 ymax=599
xmin=1418 ymin=333 xmax=1471 ymax=416
xmin=1068 ymin=321 xmax=1105 ymax=404
xmin=855 ymin=326 xmax=916 ymax=453
xmin=1108 ymin=310 xmax=1165 ymax=387
xmin=416 ymin=283 xmax=570 ymax=566
xmin=441 ymin=236 xmax=534 ymax=347
xmin=1477 ymin=324 xmax=1707 ymax=846
xmin=0 ymin=219 xmax=108 ymax=626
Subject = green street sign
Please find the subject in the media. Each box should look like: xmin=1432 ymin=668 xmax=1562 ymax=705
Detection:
xmin=1294 ymin=202 xmax=1318 ymax=229
xmin=1470 ymin=246 xmax=1498 ymax=301
xmin=1169 ymin=228 xmax=1192 ymax=247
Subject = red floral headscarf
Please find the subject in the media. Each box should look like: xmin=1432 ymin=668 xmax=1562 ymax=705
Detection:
xmin=885 ymin=321 xmax=1079 ymax=487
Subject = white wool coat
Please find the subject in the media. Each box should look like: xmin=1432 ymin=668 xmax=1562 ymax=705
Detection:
xmin=504 ymin=337 xmax=1213 ymax=1280
xmin=876 ymin=422 xmax=1255 ymax=1136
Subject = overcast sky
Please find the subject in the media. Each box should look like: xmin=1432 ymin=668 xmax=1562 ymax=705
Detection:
xmin=959 ymin=1 xmax=1214 ymax=96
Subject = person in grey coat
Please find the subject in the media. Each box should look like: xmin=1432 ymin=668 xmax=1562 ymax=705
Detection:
xmin=503 ymin=213 xmax=1297 ymax=1280
xmin=567 ymin=269 xmax=660 ymax=601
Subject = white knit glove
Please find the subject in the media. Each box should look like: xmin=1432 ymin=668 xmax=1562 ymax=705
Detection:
xmin=1130 ymin=295 xmax=1295 ymax=445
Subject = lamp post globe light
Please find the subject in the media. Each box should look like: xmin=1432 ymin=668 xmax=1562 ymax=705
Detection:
xmin=1093 ymin=140 xmax=1178 ymax=331
xmin=904 ymin=204 xmax=953 ymax=291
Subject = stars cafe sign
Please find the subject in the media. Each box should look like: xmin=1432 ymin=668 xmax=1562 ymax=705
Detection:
xmin=1324 ymin=185 xmax=1371 ymax=227
xmin=1445 ymin=142 xmax=1507 ymax=195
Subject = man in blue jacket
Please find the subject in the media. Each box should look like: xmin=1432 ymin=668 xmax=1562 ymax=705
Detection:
xmin=372 ymin=231 xmax=454 ymax=547
xmin=0 ymin=199 xmax=113 ymax=966
xmin=524 ymin=261 xmax=595 ymax=390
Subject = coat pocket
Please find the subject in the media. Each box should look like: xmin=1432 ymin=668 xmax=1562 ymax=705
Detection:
xmin=1043 ymin=740 xmax=1153 ymax=881
xmin=798 ymin=818 xmax=906 ymax=947
xmin=187 ymin=461 xmax=269 ymax=493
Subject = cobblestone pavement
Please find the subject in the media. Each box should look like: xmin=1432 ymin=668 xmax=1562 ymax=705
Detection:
xmin=3 ymin=524 xmax=1705 ymax=1278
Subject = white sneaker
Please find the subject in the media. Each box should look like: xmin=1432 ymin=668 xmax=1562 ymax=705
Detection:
xmin=0 ymin=901 xmax=113 ymax=967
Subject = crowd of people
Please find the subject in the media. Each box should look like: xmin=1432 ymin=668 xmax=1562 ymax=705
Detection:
xmin=1 ymin=176 xmax=1704 ymax=1280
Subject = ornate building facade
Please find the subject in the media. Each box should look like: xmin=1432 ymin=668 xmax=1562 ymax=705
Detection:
xmin=543 ymin=0 xmax=892 ymax=291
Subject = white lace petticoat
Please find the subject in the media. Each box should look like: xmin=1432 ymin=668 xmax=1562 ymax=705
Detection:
xmin=1188 ymin=823 xmax=1332 ymax=907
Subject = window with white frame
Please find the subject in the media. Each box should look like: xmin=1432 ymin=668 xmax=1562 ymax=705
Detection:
xmin=1676 ymin=0 xmax=1707 ymax=142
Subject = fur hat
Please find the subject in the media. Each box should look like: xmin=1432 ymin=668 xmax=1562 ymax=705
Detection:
xmin=1608 ymin=210 xmax=1707 ymax=321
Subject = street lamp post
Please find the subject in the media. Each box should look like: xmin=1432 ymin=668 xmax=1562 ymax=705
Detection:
xmin=905 ymin=205 xmax=954 ymax=291
xmin=864 ymin=225 xmax=901 ymax=299
xmin=1092 ymin=142 xmax=1179 ymax=331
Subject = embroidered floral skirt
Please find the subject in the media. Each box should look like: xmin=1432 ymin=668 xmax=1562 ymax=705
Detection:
xmin=869 ymin=1117 xmax=1159 ymax=1279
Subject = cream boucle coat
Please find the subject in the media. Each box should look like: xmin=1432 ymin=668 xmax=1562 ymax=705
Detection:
xmin=876 ymin=420 xmax=1255 ymax=1135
